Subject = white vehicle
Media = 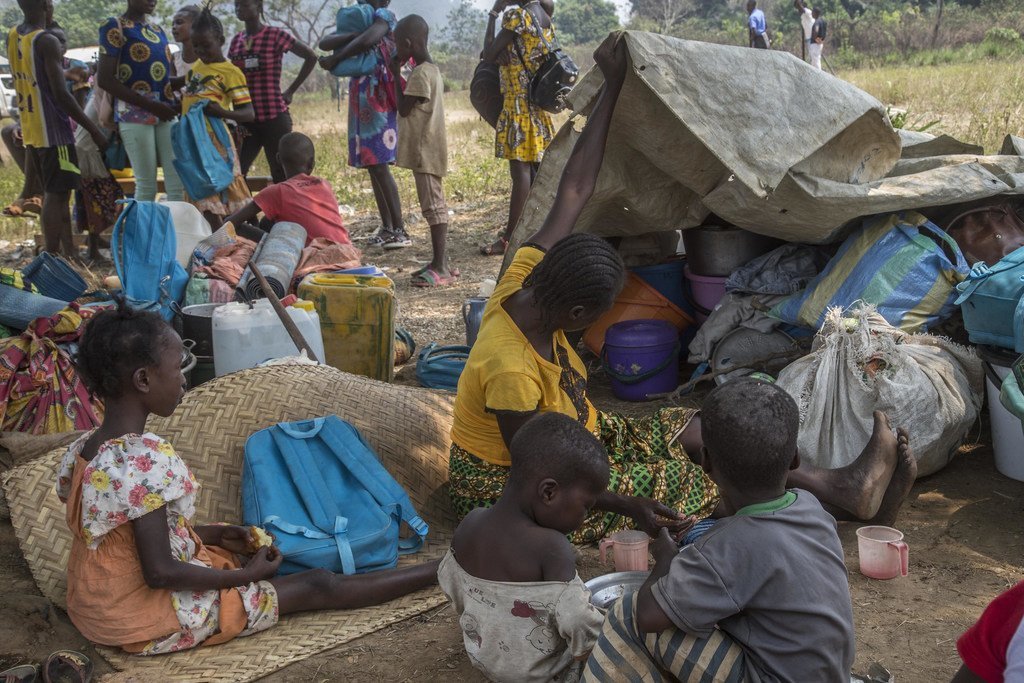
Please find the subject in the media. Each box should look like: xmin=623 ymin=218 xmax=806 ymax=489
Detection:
xmin=0 ymin=56 xmax=15 ymax=121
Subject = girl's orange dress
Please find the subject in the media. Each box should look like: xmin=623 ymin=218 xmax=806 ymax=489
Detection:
xmin=56 ymin=432 xmax=278 ymax=654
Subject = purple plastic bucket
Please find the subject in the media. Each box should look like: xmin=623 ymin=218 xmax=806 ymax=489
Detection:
xmin=684 ymin=265 xmax=728 ymax=324
xmin=602 ymin=319 xmax=681 ymax=401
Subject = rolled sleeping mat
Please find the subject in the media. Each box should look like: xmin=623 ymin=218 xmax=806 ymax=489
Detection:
xmin=236 ymin=222 xmax=307 ymax=300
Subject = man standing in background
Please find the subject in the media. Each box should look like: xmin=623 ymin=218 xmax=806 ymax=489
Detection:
xmin=810 ymin=8 xmax=827 ymax=69
xmin=794 ymin=0 xmax=814 ymax=61
xmin=748 ymin=0 xmax=770 ymax=49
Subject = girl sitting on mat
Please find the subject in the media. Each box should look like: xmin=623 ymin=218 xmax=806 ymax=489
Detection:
xmin=57 ymin=301 xmax=437 ymax=654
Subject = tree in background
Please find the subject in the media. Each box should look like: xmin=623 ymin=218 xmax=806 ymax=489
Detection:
xmin=262 ymin=0 xmax=342 ymax=53
xmin=48 ymin=0 xmax=123 ymax=47
xmin=438 ymin=0 xmax=488 ymax=55
xmin=556 ymin=0 xmax=622 ymax=43
xmin=629 ymin=0 xmax=697 ymax=33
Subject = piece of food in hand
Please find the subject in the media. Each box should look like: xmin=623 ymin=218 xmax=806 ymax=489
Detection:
xmin=248 ymin=526 xmax=274 ymax=552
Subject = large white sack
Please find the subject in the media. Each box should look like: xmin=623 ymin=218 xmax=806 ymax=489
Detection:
xmin=776 ymin=306 xmax=984 ymax=477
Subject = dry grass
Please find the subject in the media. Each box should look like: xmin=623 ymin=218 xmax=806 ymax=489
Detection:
xmin=841 ymin=58 xmax=1024 ymax=152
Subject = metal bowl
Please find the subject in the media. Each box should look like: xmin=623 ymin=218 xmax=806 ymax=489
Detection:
xmin=584 ymin=571 xmax=649 ymax=609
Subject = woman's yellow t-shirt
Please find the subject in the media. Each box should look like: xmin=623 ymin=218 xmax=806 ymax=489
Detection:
xmin=450 ymin=246 xmax=599 ymax=466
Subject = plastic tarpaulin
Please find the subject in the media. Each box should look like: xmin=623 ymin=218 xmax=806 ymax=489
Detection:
xmin=506 ymin=32 xmax=1024 ymax=259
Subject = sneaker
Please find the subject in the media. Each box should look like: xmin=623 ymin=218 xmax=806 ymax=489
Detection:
xmin=382 ymin=232 xmax=413 ymax=250
xmin=364 ymin=229 xmax=392 ymax=246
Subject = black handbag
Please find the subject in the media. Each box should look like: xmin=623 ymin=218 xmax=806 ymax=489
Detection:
xmin=514 ymin=7 xmax=579 ymax=114
xmin=470 ymin=60 xmax=502 ymax=129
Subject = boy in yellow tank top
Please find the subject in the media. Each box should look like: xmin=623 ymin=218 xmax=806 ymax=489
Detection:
xmin=8 ymin=0 xmax=108 ymax=258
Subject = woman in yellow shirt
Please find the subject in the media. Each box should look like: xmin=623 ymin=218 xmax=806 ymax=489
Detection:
xmin=180 ymin=7 xmax=254 ymax=226
xmin=450 ymin=35 xmax=916 ymax=542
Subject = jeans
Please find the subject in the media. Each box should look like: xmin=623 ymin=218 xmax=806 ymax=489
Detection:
xmin=239 ymin=111 xmax=292 ymax=184
xmin=119 ymin=120 xmax=184 ymax=201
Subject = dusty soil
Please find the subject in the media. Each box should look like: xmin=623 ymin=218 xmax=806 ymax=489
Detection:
xmin=1 ymin=197 xmax=1021 ymax=682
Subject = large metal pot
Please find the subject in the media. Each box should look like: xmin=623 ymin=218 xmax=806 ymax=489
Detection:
xmin=180 ymin=303 xmax=223 ymax=357
xmin=682 ymin=225 xmax=783 ymax=277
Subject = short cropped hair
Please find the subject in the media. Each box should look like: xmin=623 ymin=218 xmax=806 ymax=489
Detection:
xmin=508 ymin=413 xmax=610 ymax=491
xmin=701 ymin=379 xmax=799 ymax=490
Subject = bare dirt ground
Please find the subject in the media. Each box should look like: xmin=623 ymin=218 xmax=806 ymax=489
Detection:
xmin=1 ymin=196 xmax=1021 ymax=682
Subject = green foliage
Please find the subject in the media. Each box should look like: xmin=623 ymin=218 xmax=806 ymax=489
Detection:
xmin=556 ymin=0 xmax=621 ymax=44
xmin=437 ymin=0 xmax=488 ymax=56
xmin=885 ymin=106 xmax=940 ymax=132
xmin=50 ymin=0 xmax=123 ymax=48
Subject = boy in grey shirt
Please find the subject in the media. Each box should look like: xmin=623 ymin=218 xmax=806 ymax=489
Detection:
xmin=583 ymin=379 xmax=856 ymax=683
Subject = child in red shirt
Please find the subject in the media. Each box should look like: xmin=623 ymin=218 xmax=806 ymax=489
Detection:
xmin=223 ymin=131 xmax=353 ymax=247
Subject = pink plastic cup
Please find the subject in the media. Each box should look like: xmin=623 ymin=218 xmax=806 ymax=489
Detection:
xmin=856 ymin=525 xmax=909 ymax=580
xmin=599 ymin=530 xmax=650 ymax=572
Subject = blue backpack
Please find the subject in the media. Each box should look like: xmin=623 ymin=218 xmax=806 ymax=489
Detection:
xmin=330 ymin=3 xmax=378 ymax=78
xmin=242 ymin=416 xmax=429 ymax=575
xmin=171 ymin=100 xmax=236 ymax=201
xmin=416 ymin=344 xmax=470 ymax=392
xmin=111 ymin=200 xmax=188 ymax=320
xmin=955 ymin=245 xmax=1024 ymax=352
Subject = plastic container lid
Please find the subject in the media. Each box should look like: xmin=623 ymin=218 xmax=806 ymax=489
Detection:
xmin=604 ymin=319 xmax=678 ymax=348
xmin=289 ymin=299 xmax=315 ymax=312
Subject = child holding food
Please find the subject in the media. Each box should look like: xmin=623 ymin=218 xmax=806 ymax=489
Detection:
xmin=58 ymin=300 xmax=437 ymax=653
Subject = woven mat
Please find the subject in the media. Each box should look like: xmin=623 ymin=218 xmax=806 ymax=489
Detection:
xmin=3 ymin=365 xmax=457 ymax=682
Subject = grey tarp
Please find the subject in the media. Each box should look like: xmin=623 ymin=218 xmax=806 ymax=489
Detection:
xmin=505 ymin=32 xmax=1024 ymax=262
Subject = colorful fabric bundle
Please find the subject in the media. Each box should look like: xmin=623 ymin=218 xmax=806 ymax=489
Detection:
xmin=0 ymin=308 xmax=103 ymax=435
xmin=771 ymin=212 xmax=969 ymax=333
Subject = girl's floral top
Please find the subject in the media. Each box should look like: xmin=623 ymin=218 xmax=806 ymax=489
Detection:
xmin=57 ymin=432 xmax=199 ymax=552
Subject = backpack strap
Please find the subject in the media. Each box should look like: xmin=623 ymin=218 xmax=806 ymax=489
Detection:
xmin=318 ymin=416 xmax=428 ymax=554
xmin=110 ymin=199 xmax=134 ymax=287
xmin=955 ymin=253 xmax=1024 ymax=304
xmin=268 ymin=420 xmax=359 ymax=574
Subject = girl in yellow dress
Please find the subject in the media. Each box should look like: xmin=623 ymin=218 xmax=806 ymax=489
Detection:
xmin=480 ymin=0 xmax=557 ymax=256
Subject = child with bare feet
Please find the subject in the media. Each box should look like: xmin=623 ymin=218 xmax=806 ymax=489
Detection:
xmin=584 ymin=378 xmax=857 ymax=682
xmin=440 ymin=413 xmax=608 ymax=682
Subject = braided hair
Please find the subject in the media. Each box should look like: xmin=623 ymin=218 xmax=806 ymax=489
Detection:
xmin=192 ymin=2 xmax=225 ymax=44
xmin=76 ymin=298 xmax=173 ymax=400
xmin=522 ymin=234 xmax=625 ymax=328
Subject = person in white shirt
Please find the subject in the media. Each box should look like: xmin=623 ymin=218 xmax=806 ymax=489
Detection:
xmin=794 ymin=0 xmax=814 ymax=61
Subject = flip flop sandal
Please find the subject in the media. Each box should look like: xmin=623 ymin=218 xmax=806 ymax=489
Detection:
xmin=1 ymin=664 xmax=40 ymax=683
xmin=2 ymin=198 xmax=28 ymax=217
xmin=41 ymin=651 xmax=92 ymax=683
xmin=22 ymin=198 xmax=42 ymax=215
xmin=479 ymin=237 xmax=508 ymax=256
xmin=412 ymin=261 xmax=460 ymax=278
xmin=382 ymin=233 xmax=413 ymax=250
xmin=411 ymin=267 xmax=459 ymax=288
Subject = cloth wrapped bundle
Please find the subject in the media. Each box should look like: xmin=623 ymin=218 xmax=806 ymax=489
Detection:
xmin=0 ymin=307 xmax=103 ymax=435
xmin=236 ymin=222 xmax=307 ymax=300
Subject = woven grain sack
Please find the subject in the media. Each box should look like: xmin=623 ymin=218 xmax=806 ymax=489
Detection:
xmin=776 ymin=305 xmax=984 ymax=476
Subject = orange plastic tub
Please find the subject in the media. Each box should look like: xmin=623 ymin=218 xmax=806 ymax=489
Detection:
xmin=583 ymin=273 xmax=694 ymax=355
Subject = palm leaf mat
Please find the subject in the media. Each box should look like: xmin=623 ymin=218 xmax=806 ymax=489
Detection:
xmin=3 ymin=365 xmax=458 ymax=682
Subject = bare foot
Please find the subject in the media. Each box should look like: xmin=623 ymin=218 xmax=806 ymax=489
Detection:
xmin=869 ymin=428 xmax=918 ymax=527
xmin=828 ymin=411 xmax=900 ymax=520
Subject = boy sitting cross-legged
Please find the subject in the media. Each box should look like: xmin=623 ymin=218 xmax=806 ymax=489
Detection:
xmin=583 ymin=378 xmax=856 ymax=683
xmin=439 ymin=412 xmax=609 ymax=683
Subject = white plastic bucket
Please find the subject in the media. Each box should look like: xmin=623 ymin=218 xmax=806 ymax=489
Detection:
xmin=980 ymin=346 xmax=1024 ymax=481
xmin=212 ymin=300 xmax=325 ymax=377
